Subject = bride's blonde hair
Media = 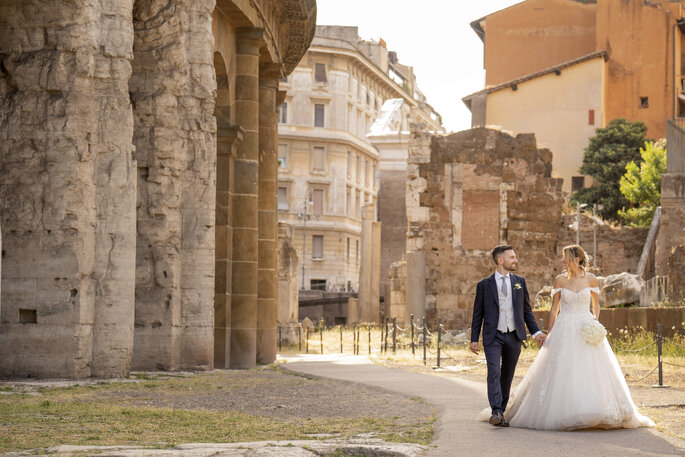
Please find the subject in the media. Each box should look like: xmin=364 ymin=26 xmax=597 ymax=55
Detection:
xmin=563 ymin=244 xmax=588 ymax=278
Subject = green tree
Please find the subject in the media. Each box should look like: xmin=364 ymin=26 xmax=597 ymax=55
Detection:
xmin=618 ymin=140 xmax=667 ymax=227
xmin=574 ymin=118 xmax=650 ymax=221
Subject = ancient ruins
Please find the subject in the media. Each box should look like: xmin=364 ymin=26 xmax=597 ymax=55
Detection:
xmin=0 ymin=0 xmax=316 ymax=378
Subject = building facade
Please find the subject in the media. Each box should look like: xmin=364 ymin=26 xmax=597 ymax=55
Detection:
xmin=464 ymin=0 xmax=685 ymax=193
xmin=276 ymin=26 xmax=441 ymax=296
xmin=0 ymin=0 xmax=316 ymax=378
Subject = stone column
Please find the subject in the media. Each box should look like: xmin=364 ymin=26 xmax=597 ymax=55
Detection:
xmin=230 ymin=28 xmax=264 ymax=369
xmin=215 ymin=126 xmax=242 ymax=369
xmin=371 ymin=220 xmax=382 ymax=320
xmin=359 ymin=204 xmax=377 ymax=323
xmin=405 ymin=250 xmax=426 ymax=323
xmin=257 ymin=64 xmax=280 ymax=364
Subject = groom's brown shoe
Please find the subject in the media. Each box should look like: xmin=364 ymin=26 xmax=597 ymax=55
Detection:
xmin=489 ymin=412 xmax=509 ymax=427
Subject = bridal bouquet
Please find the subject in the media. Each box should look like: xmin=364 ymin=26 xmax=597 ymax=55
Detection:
xmin=582 ymin=319 xmax=607 ymax=345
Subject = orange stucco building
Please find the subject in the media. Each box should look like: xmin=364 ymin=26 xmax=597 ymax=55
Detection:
xmin=465 ymin=0 xmax=685 ymax=191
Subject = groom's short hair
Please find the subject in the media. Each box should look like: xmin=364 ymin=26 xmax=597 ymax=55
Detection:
xmin=492 ymin=245 xmax=513 ymax=264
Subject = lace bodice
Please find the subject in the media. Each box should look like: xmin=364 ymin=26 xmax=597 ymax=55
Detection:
xmin=551 ymin=287 xmax=599 ymax=314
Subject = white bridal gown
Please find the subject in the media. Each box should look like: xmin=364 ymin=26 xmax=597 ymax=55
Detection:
xmin=491 ymin=287 xmax=655 ymax=430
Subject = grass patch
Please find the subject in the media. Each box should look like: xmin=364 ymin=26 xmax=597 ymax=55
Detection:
xmin=0 ymin=370 xmax=433 ymax=453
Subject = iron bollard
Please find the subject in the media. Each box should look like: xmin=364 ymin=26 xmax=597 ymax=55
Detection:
xmin=298 ymin=326 xmax=302 ymax=352
xmin=410 ymin=314 xmax=415 ymax=356
xmin=340 ymin=325 xmax=343 ymax=354
xmin=380 ymin=319 xmax=385 ymax=354
xmin=278 ymin=325 xmax=282 ymax=352
xmin=306 ymin=329 xmax=309 ymax=354
xmin=423 ymin=316 xmax=427 ymax=366
xmin=320 ymin=327 xmax=323 ymax=354
xmin=392 ymin=317 xmax=397 ymax=354
xmin=437 ymin=318 xmax=442 ymax=368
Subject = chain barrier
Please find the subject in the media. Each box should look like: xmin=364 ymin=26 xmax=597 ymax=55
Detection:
xmin=278 ymin=320 xmax=685 ymax=387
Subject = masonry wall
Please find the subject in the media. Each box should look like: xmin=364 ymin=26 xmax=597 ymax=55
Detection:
xmin=557 ymin=213 xmax=648 ymax=277
xmin=0 ymin=0 xmax=137 ymax=378
xmin=406 ymin=127 xmax=564 ymax=329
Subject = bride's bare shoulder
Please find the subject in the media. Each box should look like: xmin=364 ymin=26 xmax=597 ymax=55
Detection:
xmin=553 ymin=274 xmax=566 ymax=287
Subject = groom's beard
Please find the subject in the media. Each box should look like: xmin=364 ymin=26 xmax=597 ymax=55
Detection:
xmin=504 ymin=262 xmax=518 ymax=271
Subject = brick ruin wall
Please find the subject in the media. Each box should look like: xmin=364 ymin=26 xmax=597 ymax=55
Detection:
xmin=557 ymin=213 xmax=648 ymax=277
xmin=406 ymin=128 xmax=565 ymax=329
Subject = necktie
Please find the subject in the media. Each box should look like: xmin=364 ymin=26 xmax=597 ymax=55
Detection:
xmin=501 ymin=276 xmax=508 ymax=297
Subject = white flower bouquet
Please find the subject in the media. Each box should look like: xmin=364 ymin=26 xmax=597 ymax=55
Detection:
xmin=582 ymin=319 xmax=607 ymax=345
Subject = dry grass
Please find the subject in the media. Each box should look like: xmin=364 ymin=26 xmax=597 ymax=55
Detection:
xmin=0 ymin=367 xmax=434 ymax=453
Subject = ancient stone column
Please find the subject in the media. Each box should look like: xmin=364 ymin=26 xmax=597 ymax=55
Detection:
xmin=230 ymin=28 xmax=264 ymax=369
xmin=371 ymin=220 xmax=382 ymax=320
xmin=359 ymin=204 xmax=378 ymax=323
xmin=405 ymin=250 xmax=426 ymax=323
xmin=257 ymin=64 xmax=280 ymax=364
xmin=215 ymin=126 xmax=243 ymax=369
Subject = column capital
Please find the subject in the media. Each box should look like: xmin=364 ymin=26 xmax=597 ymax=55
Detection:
xmin=276 ymin=90 xmax=287 ymax=107
xmin=236 ymin=28 xmax=265 ymax=55
xmin=218 ymin=125 xmax=244 ymax=157
xmin=259 ymin=62 xmax=282 ymax=84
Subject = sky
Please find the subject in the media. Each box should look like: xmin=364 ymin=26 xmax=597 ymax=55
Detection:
xmin=315 ymin=0 xmax=523 ymax=133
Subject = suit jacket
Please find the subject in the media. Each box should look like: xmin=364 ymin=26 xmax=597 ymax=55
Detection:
xmin=470 ymin=273 xmax=541 ymax=347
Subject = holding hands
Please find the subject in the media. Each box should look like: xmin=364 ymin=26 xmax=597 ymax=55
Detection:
xmin=534 ymin=333 xmax=546 ymax=347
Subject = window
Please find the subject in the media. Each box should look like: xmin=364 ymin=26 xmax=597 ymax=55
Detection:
xmin=366 ymin=93 xmax=371 ymax=106
xmin=356 ymin=155 xmax=361 ymax=181
xmin=346 ymin=188 xmax=351 ymax=216
xmin=278 ymin=187 xmax=288 ymax=210
xmin=278 ymin=144 xmax=288 ymax=168
xmin=312 ymin=146 xmax=325 ymax=171
xmin=314 ymin=104 xmax=325 ymax=127
xmin=278 ymin=102 xmax=288 ymax=124
xmin=312 ymin=189 xmax=324 ymax=215
xmin=372 ymin=164 xmax=377 ymax=190
xmin=347 ymin=238 xmax=350 ymax=261
xmin=315 ymin=63 xmax=327 ymax=83
xmin=640 ymin=97 xmax=649 ymax=109
xmin=572 ymin=176 xmax=585 ymax=193
xmin=355 ymin=239 xmax=359 ymax=263
xmin=311 ymin=279 xmax=326 ymax=290
xmin=347 ymin=151 xmax=351 ymax=177
xmin=312 ymin=235 xmax=323 ymax=259
xmin=588 ymin=109 xmax=595 ymax=126
xmin=355 ymin=191 xmax=361 ymax=219
xmin=364 ymin=160 xmax=369 ymax=186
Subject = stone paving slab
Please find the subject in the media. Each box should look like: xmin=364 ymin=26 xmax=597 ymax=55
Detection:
xmin=3 ymin=440 xmax=426 ymax=457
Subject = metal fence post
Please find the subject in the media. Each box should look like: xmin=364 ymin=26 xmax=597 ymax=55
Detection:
xmin=340 ymin=325 xmax=343 ymax=354
xmin=392 ymin=317 xmax=397 ymax=354
xmin=278 ymin=325 xmax=282 ymax=352
xmin=657 ymin=322 xmax=663 ymax=387
xmin=306 ymin=329 xmax=309 ymax=354
xmin=298 ymin=326 xmax=302 ymax=352
xmin=410 ymin=314 xmax=415 ymax=356
xmin=437 ymin=318 xmax=442 ymax=368
xmin=423 ymin=316 xmax=427 ymax=366
xmin=384 ymin=317 xmax=389 ymax=353
xmin=368 ymin=325 xmax=371 ymax=355
xmin=320 ymin=327 xmax=323 ymax=354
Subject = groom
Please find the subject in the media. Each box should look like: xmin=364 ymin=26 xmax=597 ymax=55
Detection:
xmin=470 ymin=245 xmax=546 ymax=427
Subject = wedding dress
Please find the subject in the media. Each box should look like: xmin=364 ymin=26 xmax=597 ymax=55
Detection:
xmin=491 ymin=287 xmax=655 ymax=430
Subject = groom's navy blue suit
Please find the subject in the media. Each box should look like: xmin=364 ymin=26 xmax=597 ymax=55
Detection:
xmin=471 ymin=273 xmax=541 ymax=415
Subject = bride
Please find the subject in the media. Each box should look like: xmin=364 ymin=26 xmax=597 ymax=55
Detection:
xmin=501 ymin=244 xmax=654 ymax=430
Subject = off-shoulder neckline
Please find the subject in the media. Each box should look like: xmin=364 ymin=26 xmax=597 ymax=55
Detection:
xmin=552 ymin=286 xmax=599 ymax=294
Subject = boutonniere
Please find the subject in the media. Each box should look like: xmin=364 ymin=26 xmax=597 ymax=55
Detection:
xmin=513 ymin=283 xmax=522 ymax=290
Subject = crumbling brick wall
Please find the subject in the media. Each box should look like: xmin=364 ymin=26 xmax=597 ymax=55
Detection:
xmin=405 ymin=127 xmax=564 ymax=329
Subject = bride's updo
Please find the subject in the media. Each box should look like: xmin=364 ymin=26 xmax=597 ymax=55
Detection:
xmin=563 ymin=244 xmax=589 ymax=278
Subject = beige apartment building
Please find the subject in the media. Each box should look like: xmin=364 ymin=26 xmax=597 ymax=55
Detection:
xmin=277 ymin=26 xmax=441 ymax=293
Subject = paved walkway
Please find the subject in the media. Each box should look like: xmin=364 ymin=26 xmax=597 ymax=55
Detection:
xmin=281 ymin=354 xmax=685 ymax=457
